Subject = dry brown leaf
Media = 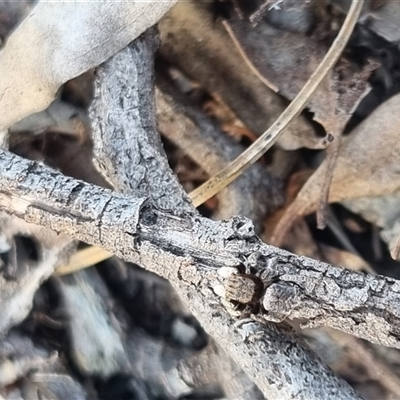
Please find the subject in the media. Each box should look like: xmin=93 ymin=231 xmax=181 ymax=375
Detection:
xmin=272 ymin=92 xmax=400 ymax=245
xmin=226 ymin=7 xmax=377 ymax=226
xmin=202 ymin=94 xmax=258 ymax=142
xmin=227 ymin=11 xmax=376 ymax=141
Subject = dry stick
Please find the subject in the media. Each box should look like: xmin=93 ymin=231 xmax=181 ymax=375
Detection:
xmin=56 ymin=0 xmax=364 ymax=276
xmin=222 ymin=21 xmax=279 ymax=92
xmin=0 ymin=149 xmax=366 ymax=399
xmin=56 ymin=246 xmax=112 ymax=276
xmin=189 ymin=0 xmax=364 ymax=208
xmin=317 ymin=128 xmax=342 ymax=229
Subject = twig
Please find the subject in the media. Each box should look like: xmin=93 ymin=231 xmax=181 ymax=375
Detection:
xmin=189 ymin=0 xmax=364 ymax=207
xmin=55 ymin=0 xmax=364 ymax=278
xmin=317 ymin=130 xmax=342 ymax=229
xmin=56 ymin=246 xmax=112 ymax=276
xmin=222 ymin=20 xmax=279 ymax=92
xmin=87 ymin=35 xmax=268 ymax=398
xmin=0 ymin=147 xmax=365 ymax=399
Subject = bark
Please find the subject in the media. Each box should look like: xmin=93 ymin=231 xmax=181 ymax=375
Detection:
xmin=89 ymin=29 xmax=192 ymax=213
xmin=89 ymin=31 xmax=264 ymax=399
xmin=0 ymin=147 xmax=365 ymax=399
xmin=1 ymin=156 xmax=399 ymax=350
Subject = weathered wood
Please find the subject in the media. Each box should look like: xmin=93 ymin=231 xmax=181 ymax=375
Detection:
xmin=90 ymin=28 xmax=192 ymax=214
xmin=89 ymin=33 xmax=264 ymax=399
xmin=0 ymin=147 xmax=367 ymax=399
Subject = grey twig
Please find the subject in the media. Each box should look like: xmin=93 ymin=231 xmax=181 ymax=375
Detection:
xmin=0 ymin=146 xmax=373 ymax=400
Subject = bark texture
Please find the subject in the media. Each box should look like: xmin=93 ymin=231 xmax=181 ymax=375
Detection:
xmin=89 ymin=31 xmax=264 ymax=398
xmin=0 ymin=147 xmax=368 ymax=399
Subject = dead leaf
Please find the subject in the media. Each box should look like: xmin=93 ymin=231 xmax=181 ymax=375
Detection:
xmin=343 ymin=192 xmax=400 ymax=260
xmin=0 ymin=0 xmax=177 ymax=130
xmin=272 ymin=92 xmax=400 ymax=245
xmin=225 ymin=7 xmax=377 ymax=226
xmin=226 ymin=12 xmax=376 ymax=139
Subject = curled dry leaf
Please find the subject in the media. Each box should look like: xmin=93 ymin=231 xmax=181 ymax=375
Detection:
xmin=272 ymin=92 xmax=400 ymax=245
xmin=0 ymin=0 xmax=177 ymax=131
xmin=226 ymin=7 xmax=376 ymax=144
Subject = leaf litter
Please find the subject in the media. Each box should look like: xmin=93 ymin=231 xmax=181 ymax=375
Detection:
xmin=3 ymin=0 xmax=400 ymax=399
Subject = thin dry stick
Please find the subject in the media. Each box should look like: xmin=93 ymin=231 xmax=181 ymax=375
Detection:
xmin=56 ymin=246 xmax=113 ymax=275
xmin=189 ymin=0 xmax=364 ymax=208
xmin=222 ymin=20 xmax=279 ymax=92
xmin=56 ymin=0 xmax=364 ymax=276
xmin=316 ymin=129 xmax=342 ymax=229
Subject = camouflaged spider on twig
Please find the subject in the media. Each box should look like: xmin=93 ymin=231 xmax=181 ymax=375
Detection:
xmin=214 ymin=266 xmax=265 ymax=317
xmin=224 ymin=272 xmax=264 ymax=305
xmin=216 ymin=258 xmax=296 ymax=323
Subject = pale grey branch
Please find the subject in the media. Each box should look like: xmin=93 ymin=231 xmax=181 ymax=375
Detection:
xmin=89 ymin=33 xmax=264 ymax=399
xmin=90 ymin=28 xmax=192 ymax=213
xmin=0 ymin=147 xmax=366 ymax=399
